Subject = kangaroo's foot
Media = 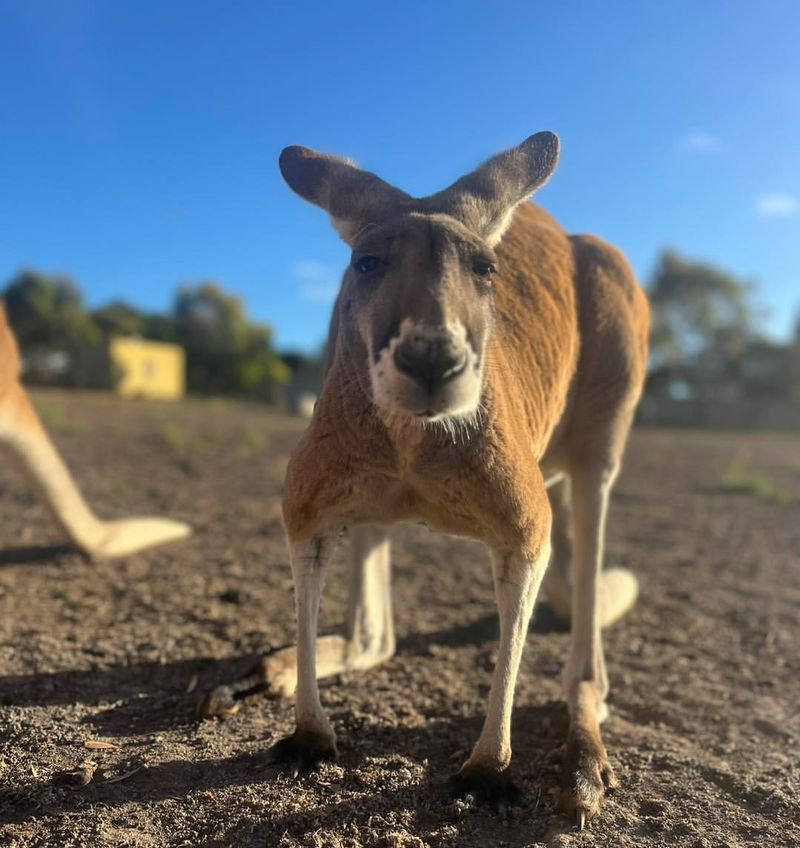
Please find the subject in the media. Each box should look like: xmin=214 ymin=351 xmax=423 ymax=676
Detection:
xmin=83 ymin=517 xmax=191 ymax=559
xmin=267 ymin=727 xmax=338 ymax=778
xmin=0 ymin=381 xmax=191 ymax=559
xmin=559 ymin=715 xmax=618 ymax=828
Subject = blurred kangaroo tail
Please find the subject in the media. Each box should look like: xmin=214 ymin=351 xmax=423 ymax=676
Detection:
xmin=544 ymin=566 xmax=639 ymax=629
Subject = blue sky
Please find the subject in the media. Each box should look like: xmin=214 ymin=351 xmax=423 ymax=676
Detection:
xmin=1 ymin=0 xmax=798 ymax=351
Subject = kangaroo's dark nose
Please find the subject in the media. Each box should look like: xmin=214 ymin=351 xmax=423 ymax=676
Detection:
xmin=394 ymin=335 xmax=467 ymax=391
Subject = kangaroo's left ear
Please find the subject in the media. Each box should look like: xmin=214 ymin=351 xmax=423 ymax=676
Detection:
xmin=279 ymin=145 xmax=413 ymax=244
xmin=424 ymin=132 xmax=560 ymax=245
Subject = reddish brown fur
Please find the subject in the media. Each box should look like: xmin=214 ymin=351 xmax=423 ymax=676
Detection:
xmin=283 ymin=201 xmax=649 ymax=559
xmin=271 ymin=135 xmax=650 ymax=824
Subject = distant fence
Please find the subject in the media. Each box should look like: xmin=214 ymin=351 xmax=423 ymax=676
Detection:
xmin=638 ymin=397 xmax=800 ymax=432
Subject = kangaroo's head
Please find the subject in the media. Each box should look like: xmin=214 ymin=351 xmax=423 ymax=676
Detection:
xmin=279 ymin=132 xmax=559 ymax=424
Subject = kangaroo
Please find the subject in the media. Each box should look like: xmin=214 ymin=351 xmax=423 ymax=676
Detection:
xmin=203 ymin=132 xmax=649 ymax=826
xmin=0 ymin=303 xmax=191 ymax=558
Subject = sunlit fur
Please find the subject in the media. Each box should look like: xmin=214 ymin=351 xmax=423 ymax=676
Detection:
xmin=275 ymin=135 xmax=650 ymax=825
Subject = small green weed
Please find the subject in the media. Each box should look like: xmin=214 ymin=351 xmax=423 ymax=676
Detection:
xmin=37 ymin=402 xmax=65 ymax=431
xmin=718 ymin=455 xmax=791 ymax=505
xmin=236 ymin=427 xmax=266 ymax=456
xmin=161 ymin=423 xmax=188 ymax=454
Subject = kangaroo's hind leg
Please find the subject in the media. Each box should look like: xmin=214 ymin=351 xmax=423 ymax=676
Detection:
xmin=559 ymin=463 xmax=621 ymax=826
xmin=199 ymin=524 xmax=394 ymax=717
xmin=0 ymin=381 xmax=190 ymax=558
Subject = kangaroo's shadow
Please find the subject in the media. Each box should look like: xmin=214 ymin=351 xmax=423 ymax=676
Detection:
xmin=1 ymin=596 xmax=567 ymax=736
xmin=1 ymin=599 xmax=573 ymax=842
xmin=0 ymin=543 xmax=75 ymax=567
xmin=0 ymin=654 xmax=264 ymax=736
xmin=398 ymin=602 xmax=567 ymax=656
xmin=2 ymin=700 xmax=568 ymax=847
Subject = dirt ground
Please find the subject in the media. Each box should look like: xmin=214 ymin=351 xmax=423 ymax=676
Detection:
xmin=0 ymin=390 xmax=798 ymax=848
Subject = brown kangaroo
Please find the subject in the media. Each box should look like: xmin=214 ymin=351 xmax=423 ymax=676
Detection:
xmin=204 ymin=132 xmax=649 ymax=826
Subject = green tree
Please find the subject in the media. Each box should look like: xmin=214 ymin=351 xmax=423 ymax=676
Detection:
xmin=4 ymin=272 xmax=291 ymax=400
xmin=3 ymin=270 xmax=108 ymax=387
xmin=649 ymin=250 xmax=754 ymax=368
xmin=648 ymin=250 xmax=757 ymax=399
xmin=173 ymin=282 xmax=289 ymax=397
xmin=92 ymin=301 xmax=147 ymax=337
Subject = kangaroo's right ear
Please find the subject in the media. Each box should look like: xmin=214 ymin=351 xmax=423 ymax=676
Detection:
xmin=423 ymin=132 xmax=560 ymax=246
xmin=279 ymin=146 xmax=412 ymax=244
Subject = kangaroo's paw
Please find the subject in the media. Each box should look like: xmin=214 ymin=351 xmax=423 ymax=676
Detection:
xmin=258 ymin=647 xmax=301 ymax=699
xmin=198 ymin=647 xmax=308 ymax=719
xmin=559 ymin=723 xmax=618 ymax=826
xmin=267 ymin=728 xmax=337 ymax=778
xmin=197 ymin=657 xmax=276 ymax=718
xmin=86 ymin=517 xmax=191 ymax=558
xmin=199 ymin=635 xmax=364 ymax=718
xmin=451 ymin=765 xmax=519 ymax=812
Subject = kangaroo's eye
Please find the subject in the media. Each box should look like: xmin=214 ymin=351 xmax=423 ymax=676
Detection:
xmin=474 ymin=260 xmax=496 ymax=278
xmin=353 ymin=255 xmax=382 ymax=274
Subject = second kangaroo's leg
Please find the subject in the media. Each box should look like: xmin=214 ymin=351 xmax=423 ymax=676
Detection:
xmin=0 ymin=382 xmax=190 ymax=557
xmin=542 ymin=475 xmax=638 ymax=629
xmin=199 ymin=525 xmax=393 ymax=716
xmin=452 ymin=532 xmax=551 ymax=807
xmin=559 ymin=465 xmax=620 ymax=827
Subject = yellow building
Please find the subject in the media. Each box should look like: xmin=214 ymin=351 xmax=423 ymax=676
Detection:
xmin=110 ymin=337 xmax=185 ymax=401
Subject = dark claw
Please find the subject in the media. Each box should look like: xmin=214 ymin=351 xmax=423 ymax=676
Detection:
xmin=450 ymin=767 xmax=519 ymax=812
xmin=266 ymin=730 xmax=337 ymax=777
